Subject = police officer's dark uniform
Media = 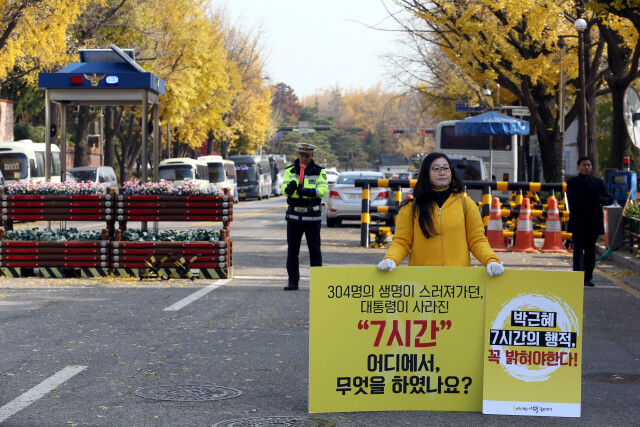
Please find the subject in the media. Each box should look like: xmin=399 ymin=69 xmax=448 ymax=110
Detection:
xmin=282 ymin=143 xmax=329 ymax=290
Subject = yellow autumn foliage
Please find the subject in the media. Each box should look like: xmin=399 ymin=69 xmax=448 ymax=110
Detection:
xmin=135 ymin=0 xmax=235 ymax=149
xmin=400 ymin=0 xmax=580 ymax=111
xmin=0 ymin=0 xmax=99 ymax=84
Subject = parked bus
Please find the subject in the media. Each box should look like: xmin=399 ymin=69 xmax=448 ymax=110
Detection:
xmin=435 ymin=120 xmax=518 ymax=182
xmin=198 ymin=155 xmax=239 ymax=203
xmin=229 ymin=155 xmax=272 ymax=200
xmin=0 ymin=140 xmax=62 ymax=184
xmin=158 ymin=158 xmax=210 ymax=188
xmin=268 ymin=154 xmax=288 ymax=196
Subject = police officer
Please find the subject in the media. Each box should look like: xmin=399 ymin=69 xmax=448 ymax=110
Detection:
xmin=282 ymin=143 xmax=329 ymax=291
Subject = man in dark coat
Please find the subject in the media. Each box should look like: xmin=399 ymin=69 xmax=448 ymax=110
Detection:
xmin=567 ymin=156 xmax=613 ymax=286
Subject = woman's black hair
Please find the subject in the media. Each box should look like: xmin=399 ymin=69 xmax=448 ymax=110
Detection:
xmin=402 ymin=152 xmax=465 ymax=238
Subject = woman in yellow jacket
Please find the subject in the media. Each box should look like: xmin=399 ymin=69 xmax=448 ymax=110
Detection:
xmin=378 ymin=152 xmax=504 ymax=276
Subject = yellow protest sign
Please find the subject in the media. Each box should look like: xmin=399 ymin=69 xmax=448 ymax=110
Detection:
xmin=309 ymin=266 xmax=487 ymax=413
xmin=482 ymin=270 xmax=583 ymax=417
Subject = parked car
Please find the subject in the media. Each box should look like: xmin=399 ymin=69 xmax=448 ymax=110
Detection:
xmin=325 ymin=169 xmax=339 ymax=185
xmin=400 ymin=171 xmax=419 ymax=200
xmin=64 ymin=171 xmax=75 ymax=182
xmin=448 ymin=155 xmax=487 ymax=203
xmin=325 ymin=171 xmax=394 ymax=227
xmin=397 ymin=171 xmax=417 ymax=180
xmin=67 ymin=166 xmax=118 ymax=189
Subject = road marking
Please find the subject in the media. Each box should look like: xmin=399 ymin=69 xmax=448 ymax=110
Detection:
xmin=234 ymin=206 xmax=286 ymax=219
xmin=190 ymin=206 xmax=286 ymax=227
xmin=164 ymin=279 xmax=230 ymax=311
xmin=596 ymin=270 xmax=640 ymax=299
xmin=233 ymin=275 xmax=310 ymax=281
xmin=0 ymin=365 xmax=87 ymax=423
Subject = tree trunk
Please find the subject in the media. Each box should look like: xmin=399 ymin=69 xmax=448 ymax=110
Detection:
xmin=115 ymin=110 xmax=143 ymax=183
xmin=521 ymin=81 xmax=559 ymax=183
xmin=206 ymin=130 xmax=215 ymax=155
xmin=219 ymin=139 xmax=230 ymax=158
xmin=74 ymin=106 xmax=93 ymax=167
xmin=587 ymin=94 xmax=600 ymax=175
xmin=104 ymin=106 xmax=122 ymax=170
xmin=608 ymin=80 xmax=631 ymax=170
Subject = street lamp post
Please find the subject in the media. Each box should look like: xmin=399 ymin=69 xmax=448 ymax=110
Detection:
xmin=575 ymin=18 xmax=588 ymax=158
xmin=558 ymin=36 xmax=567 ymax=182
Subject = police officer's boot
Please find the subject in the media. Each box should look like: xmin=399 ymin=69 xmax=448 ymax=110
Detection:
xmin=283 ymin=283 xmax=298 ymax=291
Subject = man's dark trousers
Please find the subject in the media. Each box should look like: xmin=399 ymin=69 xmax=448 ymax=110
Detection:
xmin=286 ymin=221 xmax=322 ymax=287
xmin=572 ymin=231 xmax=597 ymax=282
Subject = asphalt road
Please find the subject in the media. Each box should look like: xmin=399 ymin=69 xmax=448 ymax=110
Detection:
xmin=0 ymin=196 xmax=639 ymax=426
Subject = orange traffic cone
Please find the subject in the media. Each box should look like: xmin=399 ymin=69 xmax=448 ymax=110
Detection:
xmin=512 ymin=197 xmax=538 ymax=253
xmin=487 ymin=197 xmax=508 ymax=251
xmin=541 ymin=197 xmax=567 ymax=253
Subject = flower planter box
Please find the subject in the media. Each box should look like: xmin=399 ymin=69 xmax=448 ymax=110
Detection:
xmin=0 ymin=240 xmax=110 ymax=278
xmin=1 ymin=194 xmax=116 ymax=233
xmin=110 ymin=240 xmax=232 ymax=279
xmin=116 ymin=194 xmax=232 ymax=225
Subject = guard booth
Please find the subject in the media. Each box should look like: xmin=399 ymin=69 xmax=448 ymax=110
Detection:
xmin=38 ymin=44 xmax=165 ymax=184
xmin=31 ymin=47 xmax=234 ymax=280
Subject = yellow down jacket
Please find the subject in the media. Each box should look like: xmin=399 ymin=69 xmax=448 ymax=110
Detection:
xmin=384 ymin=193 xmax=500 ymax=267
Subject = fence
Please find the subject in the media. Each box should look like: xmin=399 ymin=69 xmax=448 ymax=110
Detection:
xmin=354 ymin=179 xmax=569 ymax=248
xmin=624 ymin=216 xmax=640 ymax=255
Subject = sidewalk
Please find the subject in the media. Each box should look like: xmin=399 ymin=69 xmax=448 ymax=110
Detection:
xmin=595 ymin=243 xmax=640 ymax=296
xmin=596 ymin=243 xmax=640 ymax=272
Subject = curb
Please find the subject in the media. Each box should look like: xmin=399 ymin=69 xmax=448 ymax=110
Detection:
xmin=596 ymin=244 xmax=640 ymax=271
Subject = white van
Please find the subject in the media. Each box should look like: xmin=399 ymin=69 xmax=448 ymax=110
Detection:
xmin=67 ymin=166 xmax=118 ymax=189
xmin=0 ymin=140 xmax=62 ymax=183
xmin=158 ymin=158 xmax=210 ymax=188
xmin=198 ymin=155 xmax=239 ymax=202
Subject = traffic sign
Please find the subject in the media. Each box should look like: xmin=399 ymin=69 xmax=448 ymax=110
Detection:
xmin=455 ymin=103 xmax=484 ymax=113
xmin=511 ymin=107 xmax=530 ymax=116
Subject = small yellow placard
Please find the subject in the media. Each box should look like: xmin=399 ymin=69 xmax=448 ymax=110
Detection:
xmin=482 ymin=270 xmax=583 ymax=417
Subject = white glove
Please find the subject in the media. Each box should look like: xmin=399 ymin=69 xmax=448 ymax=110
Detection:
xmin=487 ymin=262 xmax=504 ymax=277
xmin=377 ymin=259 xmax=396 ymax=271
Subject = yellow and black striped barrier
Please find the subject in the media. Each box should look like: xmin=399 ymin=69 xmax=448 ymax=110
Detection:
xmin=355 ymin=179 xmax=570 ymax=248
xmin=355 ymin=179 xmax=410 ymax=247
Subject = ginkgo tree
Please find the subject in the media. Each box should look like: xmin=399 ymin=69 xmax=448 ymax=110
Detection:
xmin=215 ymin=23 xmax=272 ymax=157
xmin=394 ymin=0 xmax=596 ymax=181
xmin=588 ymin=0 xmax=640 ymax=169
xmin=70 ymin=0 xmax=241 ymax=180
xmin=0 ymin=0 xmax=96 ymax=85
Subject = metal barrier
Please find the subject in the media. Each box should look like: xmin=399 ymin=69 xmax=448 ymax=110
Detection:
xmin=354 ymin=179 xmax=569 ymax=248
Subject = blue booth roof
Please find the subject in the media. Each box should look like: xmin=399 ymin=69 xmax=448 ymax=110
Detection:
xmin=455 ymin=111 xmax=529 ymax=136
xmin=38 ymin=45 xmax=164 ymax=95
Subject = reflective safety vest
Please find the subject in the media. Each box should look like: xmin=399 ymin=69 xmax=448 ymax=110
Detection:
xmin=282 ymin=160 xmax=329 ymax=222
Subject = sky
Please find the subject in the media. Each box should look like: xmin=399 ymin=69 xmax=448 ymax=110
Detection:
xmin=217 ymin=0 xmax=403 ymax=98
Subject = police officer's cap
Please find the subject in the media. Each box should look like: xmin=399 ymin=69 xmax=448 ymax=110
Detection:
xmin=296 ymin=143 xmax=316 ymax=155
